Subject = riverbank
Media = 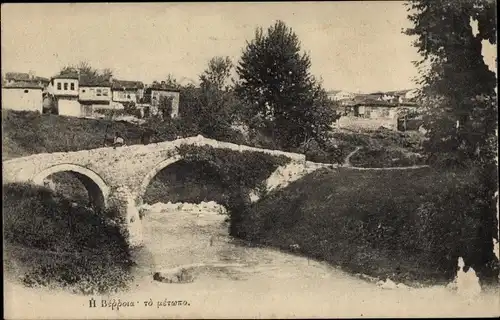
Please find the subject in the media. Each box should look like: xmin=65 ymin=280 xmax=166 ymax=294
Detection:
xmin=5 ymin=205 xmax=499 ymax=319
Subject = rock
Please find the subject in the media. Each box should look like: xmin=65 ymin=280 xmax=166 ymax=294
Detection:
xmin=377 ymin=278 xmax=397 ymax=289
xmin=456 ymin=257 xmax=481 ymax=299
xmin=396 ymin=282 xmax=410 ymax=289
xmin=153 ymin=267 xmax=195 ymax=284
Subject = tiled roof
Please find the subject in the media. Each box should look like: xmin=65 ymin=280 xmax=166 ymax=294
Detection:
xmin=5 ymin=72 xmax=30 ymax=81
xmin=54 ymin=70 xmax=79 ymax=79
xmin=3 ymin=81 xmax=44 ymax=89
xmin=5 ymin=72 xmax=49 ymax=83
xmin=35 ymin=76 xmax=50 ymax=83
xmin=112 ymin=80 xmax=144 ymax=90
xmin=79 ymin=75 xmax=111 ymax=87
xmin=148 ymin=84 xmax=180 ymax=92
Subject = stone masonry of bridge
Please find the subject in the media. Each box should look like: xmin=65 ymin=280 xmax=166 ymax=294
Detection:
xmin=3 ymin=135 xmax=332 ymax=247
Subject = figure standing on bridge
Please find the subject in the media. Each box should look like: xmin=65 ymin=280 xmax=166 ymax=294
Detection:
xmin=113 ymin=132 xmax=125 ymax=149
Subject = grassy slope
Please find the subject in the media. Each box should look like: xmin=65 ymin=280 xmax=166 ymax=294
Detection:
xmin=239 ymin=166 xmax=492 ymax=285
xmin=3 ymin=183 xmax=133 ymax=294
xmin=2 ymin=110 xmax=150 ymax=160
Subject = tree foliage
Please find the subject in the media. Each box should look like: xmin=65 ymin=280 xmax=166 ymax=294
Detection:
xmin=404 ymin=0 xmax=497 ymax=166
xmin=177 ymin=56 xmax=243 ymax=140
xmin=235 ymin=20 xmax=338 ymax=149
xmin=59 ymin=61 xmax=113 ymax=84
xmin=404 ymin=0 xmax=498 ymax=282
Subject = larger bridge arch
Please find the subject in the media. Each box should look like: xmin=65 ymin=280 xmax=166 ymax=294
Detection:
xmin=31 ymin=163 xmax=111 ymax=211
xmin=136 ymin=155 xmax=183 ymax=206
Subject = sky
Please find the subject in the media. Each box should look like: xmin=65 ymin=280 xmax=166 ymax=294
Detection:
xmin=0 ymin=2 xmax=496 ymax=93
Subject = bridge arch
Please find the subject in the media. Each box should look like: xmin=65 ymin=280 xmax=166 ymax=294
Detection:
xmin=31 ymin=163 xmax=110 ymax=211
xmin=136 ymin=155 xmax=183 ymax=206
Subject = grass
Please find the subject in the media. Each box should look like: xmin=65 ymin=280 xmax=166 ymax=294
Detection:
xmin=330 ymin=128 xmax=426 ymax=167
xmin=236 ymin=166 xmax=499 ymax=285
xmin=1 ymin=110 xmax=164 ymax=161
xmin=3 ymin=183 xmax=134 ymax=294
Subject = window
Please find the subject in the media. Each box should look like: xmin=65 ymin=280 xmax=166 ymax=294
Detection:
xmin=102 ymin=89 xmax=108 ymax=96
xmin=24 ymin=89 xmax=29 ymax=93
xmin=64 ymin=83 xmax=68 ymax=90
xmin=82 ymin=89 xmax=86 ymax=93
xmin=57 ymin=83 xmax=61 ymax=90
xmin=127 ymin=94 xmax=131 ymax=99
xmin=70 ymin=83 xmax=75 ymax=90
xmin=96 ymin=89 xmax=102 ymax=96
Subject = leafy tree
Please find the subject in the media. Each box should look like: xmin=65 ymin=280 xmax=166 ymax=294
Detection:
xmin=158 ymin=96 xmax=173 ymax=120
xmin=235 ymin=20 xmax=338 ymax=149
xmin=59 ymin=61 xmax=113 ymax=84
xmin=405 ymin=0 xmax=498 ymax=282
xmin=164 ymin=74 xmax=182 ymax=90
xmin=178 ymin=56 xmax=242 ymax=141
xmin=404 ymin=0 xmax=497 ymax=165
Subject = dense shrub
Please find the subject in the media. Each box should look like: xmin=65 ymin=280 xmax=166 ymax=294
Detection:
xmin=235 ymin=167 xmax=499 ymax=284
xmin=3 ymin=183 xmax=134 ymax=294
xmin=175 ymin=144 xmax=290 ymax=237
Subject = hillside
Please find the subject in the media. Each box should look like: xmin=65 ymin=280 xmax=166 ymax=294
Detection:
xmin=1 ymin=110 xmax=154 ymax=160
xmin=236 ymin=166 xmax=497 ymax=284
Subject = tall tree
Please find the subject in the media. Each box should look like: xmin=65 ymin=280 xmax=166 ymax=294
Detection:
xmin=405 ymin=0 xmax=497 ymax=164
xmin=405 ymin=0 xmax=498 ymax=282
xmin=235 ymin=20 xmax=337 ymax=149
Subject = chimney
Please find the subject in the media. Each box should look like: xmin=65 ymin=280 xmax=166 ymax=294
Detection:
xmin=161 ymin=81 xmax=166 ymax=88
xmin=28 ymin=70 xmax=35 ymax=80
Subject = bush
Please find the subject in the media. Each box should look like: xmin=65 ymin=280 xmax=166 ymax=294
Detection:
xmin=175 ymin=144 xmax=291 ymax=236
xmin=3 ymin=183 xmax=134 ymax=294
xmin=234 ymin=167 xmax=499 ymax=284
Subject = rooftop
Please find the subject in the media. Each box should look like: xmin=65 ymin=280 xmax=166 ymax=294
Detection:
xmin=112 ymin=79 xmax=145 ymax=90
xmin=53 ymin=70 xmax=79 ymax=80
xmin=5 ymin=72 xmax=49 ymax=83
xmin=79 ymin=75 xmax=111 ymax=87
xmin=3 ymin=81 xmax=44 ymax=89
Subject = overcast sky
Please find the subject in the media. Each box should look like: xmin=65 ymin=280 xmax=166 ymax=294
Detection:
xmin=1 ymin=2 xmax=495 ymax=93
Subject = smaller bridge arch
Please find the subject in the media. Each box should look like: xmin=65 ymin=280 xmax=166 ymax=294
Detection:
xmin=31 ymin=163 xmax=111 ymax=211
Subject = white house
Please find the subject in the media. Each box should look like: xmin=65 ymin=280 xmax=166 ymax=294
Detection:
xmin=111 ymin=80 xmax=144 ymax=103
xmin=48 ymin=72 xmax=79 ymax=97
xmin=48 ymin=71 xmax=80 ymax=117
xmin=2 ymin=82 xmax=43 ymax=112
xmin=78 ymin=78 xmax=113 ymax=116
xmin=327 ymin=90 xmax=355 ymax=101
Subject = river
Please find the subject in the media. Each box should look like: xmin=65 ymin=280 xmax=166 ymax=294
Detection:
xmin=4 ymin=205 xmax=500 ymax=319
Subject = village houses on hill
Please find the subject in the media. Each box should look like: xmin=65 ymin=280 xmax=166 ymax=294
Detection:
xmin=2 ymin=70 xmax=180 ymax=120
xmin=2 ymin=70 xmax=420 ymax=131
xmin=326 ymin=89 xmax=421 ymax=131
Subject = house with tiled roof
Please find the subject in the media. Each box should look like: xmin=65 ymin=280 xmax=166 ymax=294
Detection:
xmin=77 ymin=76 xmax=114 ymax=116
xmin=4 ymin=72 xmax=50 ymax=89
xmin=326 ymin=90 xmax=355 ymax=101
xmin=143 ymin=81 xmax=180 ymax=118
xmin=79 ymin=77 xmax=112 ymax=103
xmin=111 ymin=79 xmax=145 ymax=103
xmin=2 ymin=81 xmax=44 ymax=112
xmin=336 ymin=91 xmax=419 ymax=131
xmin=48 ymin=70 xmax=80 ymax=97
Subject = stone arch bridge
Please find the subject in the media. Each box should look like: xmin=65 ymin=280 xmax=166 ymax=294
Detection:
xmin=3 ymin=135 xmax=309 ymax=246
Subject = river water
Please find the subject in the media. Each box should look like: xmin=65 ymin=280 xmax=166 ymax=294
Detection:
xmin=5 ymin=206 xmax=500 ymax=319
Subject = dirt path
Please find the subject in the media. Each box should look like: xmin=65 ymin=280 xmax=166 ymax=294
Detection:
xmin=343 ymin=146 xmax=362 ymax=167
xmin=4 ymin=207 xmax=499 ymax=319
xmin=342 ymin=146 xmax=429 ymax=170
